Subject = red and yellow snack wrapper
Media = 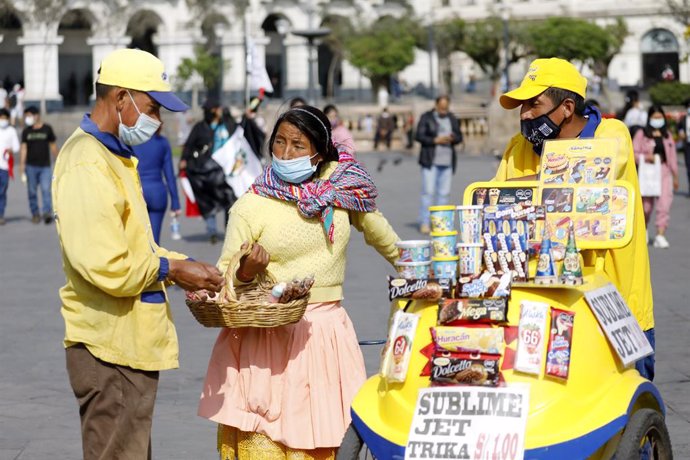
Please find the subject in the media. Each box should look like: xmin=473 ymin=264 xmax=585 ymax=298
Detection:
xmin=430 ymin=351 xmax=501 ymax=387
xmin=546 ymin=308 xmax=575 ymax=380
xmin=379 ymin=310 xmax=420 ymax=382
xmin=431 ymin=326 xmax=505 ymax=355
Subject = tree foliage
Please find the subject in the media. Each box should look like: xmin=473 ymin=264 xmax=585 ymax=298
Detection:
xmin=649 ymin=81 xmax=690 ymax=105
xmin=665 ymin=0 xmax=690 ymax=27
xmin=460 ymin=17 xmax=526 ymax=82
xmin=176 ymin=45 xmax=224 ymax=92
xmin=344 ymin=16 xmax=420 ymax=91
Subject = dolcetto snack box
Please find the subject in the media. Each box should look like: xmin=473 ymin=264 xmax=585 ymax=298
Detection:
xmin=387 ymin=277 xmax=452 ymax=302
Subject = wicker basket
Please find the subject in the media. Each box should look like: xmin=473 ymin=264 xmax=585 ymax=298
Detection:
xmin=185 ymin=244 xmax=309 ymax=328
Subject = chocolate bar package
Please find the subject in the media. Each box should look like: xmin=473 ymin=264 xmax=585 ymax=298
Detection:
xmin=545 ymin=308 xmax=575 ymax=380
xmin=430 ymin=351 xmax=501 ymax=387
xmin=431 ymin=326 xmax=505 ymax=354
xmin=457 ymin=271 xmax=512 ymax=298
xmin=438 ymin=298 xmax=508 ymax=324
xmin=387 ymin=277 xmax=452 ymax=301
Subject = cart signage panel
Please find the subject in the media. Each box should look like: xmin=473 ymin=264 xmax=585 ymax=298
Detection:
xmin=584 ymin=283 xmax=653 ymax=366
xmin=405 ymin=386 xmax=529 ymax=460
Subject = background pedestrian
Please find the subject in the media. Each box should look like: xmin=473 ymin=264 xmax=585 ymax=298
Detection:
xmin=0 ymin=108 xmax=19 ymax=225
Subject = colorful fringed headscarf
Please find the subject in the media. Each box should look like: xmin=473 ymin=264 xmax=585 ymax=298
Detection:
xmin=250 ymin=151 xmax=378 ymax=243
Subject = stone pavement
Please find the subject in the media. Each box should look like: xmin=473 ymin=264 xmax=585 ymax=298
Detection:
xmin=1 ymin=151 xmax=689 ymax=459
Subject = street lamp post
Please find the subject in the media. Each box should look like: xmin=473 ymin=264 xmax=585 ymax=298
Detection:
xmin=275 ymin=18 xmax=290 ymax=99
xmin=501 ymin=9 xmax=511 ymax=91
xmin=292 ymin=28 xmax=330 ymax=105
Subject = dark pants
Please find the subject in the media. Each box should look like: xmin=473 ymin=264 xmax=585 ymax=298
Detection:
xmin=25 ymin=164 xmax=52 ymax=216
xmin=66 ymin=344 xmax=159 ymax=460
xmin=635 ymin=328 xmax=655 ymax=381
xmin=374 ymin=130 xmax=392 ymax=149
xmin=0 ymin=169 xmax=8 ymax=217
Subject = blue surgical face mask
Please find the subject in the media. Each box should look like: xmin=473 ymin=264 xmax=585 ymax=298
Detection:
xmin=272 ymin=153 xmax=319 ymax=183
xmin=118 ymin=90 xmax=161 ymax=146
xmin=649 ymin=118 xmax=665 ymax=129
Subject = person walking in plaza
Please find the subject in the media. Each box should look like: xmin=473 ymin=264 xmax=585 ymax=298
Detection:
xmin=633 ymin=105 xmax=679 ymax=249
xmin=132 ymin=128 xmax=181 ymax=245
xmin=374 ymin=107 xmax=395 ymax=150
xmin=0 ymin=108 xmax=20 ymax=225
xmin=324 ymin=103 xmax=355 ymax=154
xmin=52 ymin=48 xmax=225 ymax=460
xmin=675 ymin=98 xmax=690 ymax=196
xmin=494 ymin=57 xmax=655 ymax=380
xmin=620 ymin=89 xmax=647 ymax=137
xmin=179 ymin=99 xmax=238 ymax=245
xmin=198 ymin=105 xmax=400 ymax=459
xmin=415 ymin=95 xmax=463 ymax=234
xmin=19 ymin=106 xmax=58 ymax=224
xmin=9 ymin=83 xmax=24 ymax=128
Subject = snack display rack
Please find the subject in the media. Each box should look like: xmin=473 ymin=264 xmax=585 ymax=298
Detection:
xmin=343 ymin=139 xmax=670 ymax=460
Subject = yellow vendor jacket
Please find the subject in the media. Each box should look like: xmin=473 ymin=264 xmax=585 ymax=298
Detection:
xmin=494 ymin=108 xmax=654 ymax=331
xmin=52 ymin=115 xmax=188 ymax=371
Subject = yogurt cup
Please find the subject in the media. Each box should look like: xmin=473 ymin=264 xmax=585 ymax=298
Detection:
xmin=432 ymin=256 xmax=459 ymax=280
xmin=429 ymin=205 xmax=456 ymax=233
xmin=431 ymin=231 xmax=458 ymax=258
xmin=457 ymin=205 xmax=483 ymax=244
xmin=395 ymin=240 xmax=432 ymax=263
xmin=395 ymin=261 xmax=431 ymax=280
xmin=457 ymin=243 xmax=483 ymax=275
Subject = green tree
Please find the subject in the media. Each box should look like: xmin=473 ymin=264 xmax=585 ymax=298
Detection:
xmin=321 ymin=15 xmax=355 ymax=99
xmin=432 ymin=18 xmax=465 ymax=94
xmin=345 ymin=16 xmax=420 ymax=98
xmin=176 ymin=46 xmax=226 ymax=108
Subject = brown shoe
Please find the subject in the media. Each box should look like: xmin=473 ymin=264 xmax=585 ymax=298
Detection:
xmin=31 ymin=214 xmax=40 ymax=224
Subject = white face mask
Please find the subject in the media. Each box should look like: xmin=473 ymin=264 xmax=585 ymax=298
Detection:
xmin=118 ymin=90 xmax=161 ymax=146
xmin=649 ymin=118 xmax=665 ymax=129
xmin=25 ymin=116 xmax=35 ymax=127
xmin=0 ymin=119 xmax=8 ymax=129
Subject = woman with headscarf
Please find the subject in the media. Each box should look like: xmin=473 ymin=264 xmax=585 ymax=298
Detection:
xmin=198 ymin=105 xmax=400 ymax=459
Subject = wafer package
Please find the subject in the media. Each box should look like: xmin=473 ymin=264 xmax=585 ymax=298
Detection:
xmin=431 ymin=326 xmax=505 ymax=355
xmin=546 ymin=308 xmax=575 ymax=380
xmin=430 ymin=351 xmax=501 ymax=387
xmin=437 ymin=298 xmax=508 ymax=324
xmin=380 ymin=310 xmax=420 ymax=382
xmin=514 ymin=301 xmax=549 ymax=375
xmin=387 ymin=277 xmax=452 ymax=302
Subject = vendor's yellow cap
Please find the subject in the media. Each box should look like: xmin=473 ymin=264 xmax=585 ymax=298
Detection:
xmin=500 ymin=58 xmax=587 ymax=110
xmin=97 ymin=48 xmax=188 ymax=112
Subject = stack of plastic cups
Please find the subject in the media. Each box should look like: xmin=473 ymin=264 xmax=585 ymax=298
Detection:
xmin=457 ymin=205 xmax=483 ymax=276
xmin=394 ymin=240 xmax=432 ymax=279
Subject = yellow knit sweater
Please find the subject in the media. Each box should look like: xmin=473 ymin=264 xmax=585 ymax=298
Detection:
xmin=217 ymin=164 xmax=400 ymax=303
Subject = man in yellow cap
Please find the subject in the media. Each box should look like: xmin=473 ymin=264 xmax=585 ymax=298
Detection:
xmin=52 ymin=48 xmax=225 ymax=459
xmin=494 ymin=57 xmax=655 ymax=380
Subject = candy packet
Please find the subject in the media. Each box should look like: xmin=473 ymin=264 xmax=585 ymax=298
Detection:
xmin=514 ymin=301 xmax=549 ymax=375
xmin=431 ymin=326 xmax=505 ymax=355
xmin=438 ymin=298 xmax=508 ymax=325
xmin=545 ymin=308 xmax=575 ymax=380
xmin=379 ymin=310 xmax=420 ymax=382
xmin=430 ymin=351 xmax=501 ymax=387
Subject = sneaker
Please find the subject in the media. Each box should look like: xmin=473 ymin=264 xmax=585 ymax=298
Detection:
xmin=43 ymin=213 xmax=53 ymax=224
xmin=209 ymin=234 xmax=218 ymax=245
xmin=31 ymin=214 xmax=40 ymax=224
xmin=653 ymin=234 xmax=670 ymax=249
xmin=419 ymin=224 xmax=431 ymax=235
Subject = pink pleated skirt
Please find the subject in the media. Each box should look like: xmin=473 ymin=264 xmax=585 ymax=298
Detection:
xmin=198 ymin=301 xmax=367 ymax=450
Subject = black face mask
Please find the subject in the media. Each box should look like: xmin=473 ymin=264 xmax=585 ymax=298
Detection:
xmin=520 ymin=103 xmax=565 ymax=155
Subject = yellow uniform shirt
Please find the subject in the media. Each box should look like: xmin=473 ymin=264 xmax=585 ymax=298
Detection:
xmin=218 ymin=163 xmax=400 ymax=303
xmin=494 ymin=118 xmax=654 ymax=330
xmin=53 ymin=123 xmax=187 ymax=371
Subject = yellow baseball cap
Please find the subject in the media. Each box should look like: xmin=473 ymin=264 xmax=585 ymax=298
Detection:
xmin=500 ymin=58 xmax=588 ymax=110
xmin=97 ymin=48 xmax=188 ymax=112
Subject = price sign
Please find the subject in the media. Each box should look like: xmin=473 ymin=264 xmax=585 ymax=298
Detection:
xmin=584 ymin=283 xmax=653 ymax=367
xmin=405 ymin=386 xmax=530 ymax=460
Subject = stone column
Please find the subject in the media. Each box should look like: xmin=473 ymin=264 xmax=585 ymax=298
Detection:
xmin=18 ymin=30 xmax=64 ymax=110
xmin=154 ymin=31 xmax=205 ymax=84
xmin=285 ymin=35 xmax=309 ymax=94
xmin=218 ymin=29 xmax=246 ymax=100
xmin=86 ymin=36 xmax=130 ymax=100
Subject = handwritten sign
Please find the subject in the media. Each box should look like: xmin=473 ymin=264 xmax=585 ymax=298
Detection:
xmin=584 ymin=283 xmax=653 ymax=367
xmin=405 ymin=386 xmax=529 ymax=460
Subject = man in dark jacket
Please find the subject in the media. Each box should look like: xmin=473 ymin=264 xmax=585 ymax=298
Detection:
xmin=415 ymin=95 xmax=463 ymax=234
xmin=676 ymin=98 xmax=690 ymax=196
xmin=179 ymin=99 xmax=264 ymax=244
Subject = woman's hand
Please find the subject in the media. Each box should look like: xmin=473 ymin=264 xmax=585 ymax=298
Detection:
xmin=170 ymin=209 xmax=181 ymax=217
xmin=236 ymin=242 xmax=270 ymax=282
xmin=645 ymin=153 xmax=655 ymax=163
xmin=673 ymin=175 xmax=679 ymax=191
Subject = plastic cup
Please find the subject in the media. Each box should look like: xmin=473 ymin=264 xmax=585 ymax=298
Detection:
xmin=431 ymin=231 xmax=458 ymax=258
xmin=395 ymin=261 xmax=431 ymax=280
xmin=432 ymin=256 xmax=459 ymax=280
xmin=457 ymin=205 xmax=483 ymax=244
xmin=395 ymin=240 xmax=432 ymax=263
xmin=457 ymin=243 xmax=483 ymax=275
xmin=429 ymin=205 xmax=456 ymax=233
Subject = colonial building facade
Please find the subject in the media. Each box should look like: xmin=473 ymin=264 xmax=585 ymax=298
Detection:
xmin=0 ymin=0 xmax=685 ymax=109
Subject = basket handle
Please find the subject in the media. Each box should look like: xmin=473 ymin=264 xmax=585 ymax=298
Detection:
xmin=222 ymin=242 xmax=254 ymax=302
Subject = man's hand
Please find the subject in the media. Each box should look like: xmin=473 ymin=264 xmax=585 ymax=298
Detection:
xmin=434 ymin=135 xmax=452 ymax=145
xmin=168 ymin=259 xmax=225 ymax=292
xmin=237 ymin=242 xmax=269 ymax=282
xmin=178 ymin=159 xmax=187 ymax=171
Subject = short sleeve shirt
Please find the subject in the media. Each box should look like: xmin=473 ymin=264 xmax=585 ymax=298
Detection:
xmin=22 ymin=124 xmax=56 ymax=167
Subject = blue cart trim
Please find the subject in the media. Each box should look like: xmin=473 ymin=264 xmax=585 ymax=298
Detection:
xmin=351 ymin=409 xmax=406 ymax=460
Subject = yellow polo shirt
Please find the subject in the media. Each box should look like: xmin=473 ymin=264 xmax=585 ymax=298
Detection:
xmin=53 ymin=120 xmax=188 ymax=371
xmin=494 ymin=118 xmax=654 ymax=330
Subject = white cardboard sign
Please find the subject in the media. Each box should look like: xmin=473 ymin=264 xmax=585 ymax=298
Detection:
xmin=405 ymin=386 xmax=529 ymax=460
xmin=584 ymin=283 xmax=653 ymax=366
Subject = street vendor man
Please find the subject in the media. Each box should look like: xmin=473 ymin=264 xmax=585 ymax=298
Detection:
xmin=52 ymin=48 xmax=225 ymax=459
xmin=493 ymin=57 xmax=655 ymax=380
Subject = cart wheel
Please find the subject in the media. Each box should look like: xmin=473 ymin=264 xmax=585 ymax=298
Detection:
xmin=336 ymin=424 xmax=363 ymax=460
xmin=614 ymin=409 xmax=673 ymax=460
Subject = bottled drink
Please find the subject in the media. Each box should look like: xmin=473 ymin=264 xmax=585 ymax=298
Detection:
xmin=170 ymin=216 xmax=182 ymax=240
